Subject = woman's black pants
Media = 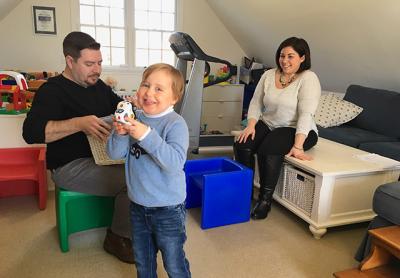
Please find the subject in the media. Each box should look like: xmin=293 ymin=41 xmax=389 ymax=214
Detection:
xmin=234 ymin=120 xmax=318 ymax=202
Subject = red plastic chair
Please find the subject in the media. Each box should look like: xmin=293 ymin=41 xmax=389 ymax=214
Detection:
xmin=0 ymin=147 xmax=47 ymax=210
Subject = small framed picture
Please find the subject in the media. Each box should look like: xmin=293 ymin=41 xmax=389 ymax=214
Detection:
xmin=33 ymin=6 xmax=57 ymax=35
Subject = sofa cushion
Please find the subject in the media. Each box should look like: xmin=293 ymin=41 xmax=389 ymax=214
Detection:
xmin=344 ymin=85 xmax=400 ymax=138
xmin=373 ymin=182 xmax=400 ymax=224
xmin=318 ymin=125 xmax=397 ymax=148
xmin=359 ymin=141 xmax=400 ymax=161
xmin=314 ymin=94 xmax=363 ymax=128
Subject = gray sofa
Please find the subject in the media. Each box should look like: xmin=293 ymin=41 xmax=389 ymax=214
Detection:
xmin=354 ymin=181 xmax=400 ymax=261
xmin=318 ymin=84 xmax=400 ymax=161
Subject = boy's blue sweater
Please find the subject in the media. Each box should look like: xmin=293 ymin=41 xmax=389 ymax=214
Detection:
xmin=107 ymin=110 xmax=189 ymax=207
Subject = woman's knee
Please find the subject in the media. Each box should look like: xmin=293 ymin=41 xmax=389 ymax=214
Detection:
xmin=233 ymin=140 xmax=254 ymax=152
xmin=257 ymin=129 xmax=295 ymax=155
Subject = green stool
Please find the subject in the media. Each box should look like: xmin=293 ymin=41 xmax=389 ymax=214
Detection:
xmin=56 ymin=187 xmax=115 ymax=252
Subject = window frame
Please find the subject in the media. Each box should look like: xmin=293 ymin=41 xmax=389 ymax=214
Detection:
xmin=70 ymin=0 xmax=182 ymax=72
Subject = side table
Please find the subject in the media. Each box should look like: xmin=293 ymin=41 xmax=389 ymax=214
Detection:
xmin=333 ymin=225 xmax=400 ymax=277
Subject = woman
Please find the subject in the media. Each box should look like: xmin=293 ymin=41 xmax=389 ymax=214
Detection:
xmin=234 ymin=37 xmax=321 ymax=220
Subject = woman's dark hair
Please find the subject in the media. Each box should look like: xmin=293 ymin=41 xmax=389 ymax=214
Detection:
xmin=275 ymin=37 xmax=311 ymax=73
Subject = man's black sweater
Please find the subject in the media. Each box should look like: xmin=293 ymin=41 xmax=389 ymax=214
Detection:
xmin=23 ymin=75 xmax=121 ymax=169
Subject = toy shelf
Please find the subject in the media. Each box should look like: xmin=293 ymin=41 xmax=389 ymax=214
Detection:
xmin=0 ymin=107 xmax=28 ymax=115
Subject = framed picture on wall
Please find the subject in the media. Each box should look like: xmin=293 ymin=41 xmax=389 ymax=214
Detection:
xmin=33 ymin=6 xmax=57 ymax=35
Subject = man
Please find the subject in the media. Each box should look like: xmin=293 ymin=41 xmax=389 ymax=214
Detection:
xmin=23 ymin=31 xmax=134 ymax=264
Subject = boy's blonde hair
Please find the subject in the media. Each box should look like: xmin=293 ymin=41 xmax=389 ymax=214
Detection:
xmin=142 ymin=63 xmax=185 ymax=101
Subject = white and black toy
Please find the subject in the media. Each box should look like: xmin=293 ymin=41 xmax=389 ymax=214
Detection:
xmin=115 ymin=101 xmax=135 ymax=125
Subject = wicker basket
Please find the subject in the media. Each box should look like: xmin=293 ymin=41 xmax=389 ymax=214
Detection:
xmin=274 ymin=163 xmax=287 ymax=198
xmin=87 ymin=135 xmax=125 ymax=166
xmin=282 ymin=165 xmax=315 ymax=216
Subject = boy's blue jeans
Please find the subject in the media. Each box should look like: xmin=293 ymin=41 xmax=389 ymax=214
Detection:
xmin=130 ymin=202 xmax=191 ymax=278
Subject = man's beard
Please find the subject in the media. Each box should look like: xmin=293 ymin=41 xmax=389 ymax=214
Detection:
xmin=85 ymin=74 xmax=100 ymax=86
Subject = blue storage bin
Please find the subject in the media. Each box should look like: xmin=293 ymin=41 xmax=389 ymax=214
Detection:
xmin=184 ymin=157 xmax=253 ymax=229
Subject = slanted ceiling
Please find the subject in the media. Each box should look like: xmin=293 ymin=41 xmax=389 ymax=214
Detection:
xmin=206 ymin=0 xmax=400 ymax=92
xmin=0 ymin=0 xmax=22 ymax=21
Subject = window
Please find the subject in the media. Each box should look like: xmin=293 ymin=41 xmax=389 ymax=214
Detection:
xmin=134 ymin=0 xmax=176 ymax=67
xmin=78 ymin=0 xmax=177 ymax=68
xmin=79 ymin=0 xmax=125 ymax=66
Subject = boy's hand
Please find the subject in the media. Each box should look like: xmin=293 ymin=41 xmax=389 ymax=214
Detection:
xmin=113 ymin=117 xmax=129 ymax=136
xmin=125 ymin=116 xmax=149 ymax=140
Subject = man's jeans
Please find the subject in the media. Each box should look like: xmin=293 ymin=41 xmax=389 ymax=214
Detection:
xmin=130 ymin=202 xmax=191 ymax=278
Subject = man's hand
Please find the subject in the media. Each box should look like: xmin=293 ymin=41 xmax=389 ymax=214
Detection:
xmin=45 ymin=115 xmax=112 ymax=143
xmin=77 ymin=115 xmax=112 ymax=141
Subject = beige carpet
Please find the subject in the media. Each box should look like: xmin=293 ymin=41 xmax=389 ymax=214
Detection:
xmin=0 ymin=191 xmax=367 ymax=278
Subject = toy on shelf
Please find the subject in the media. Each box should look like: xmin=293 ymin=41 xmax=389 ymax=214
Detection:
xmin=0 ymin=71 xmax=30 ymax=114
xmin=24 ymin=71 xmax=57 ymax=92
xmin=116 ymin=89 xmax=136 ymax=100
xmin=212 ymin=66 xmax=232 ymax=85
xmin=27 ymin=80 xmax=46 ymax=92
xmin=105 ymin=76 xmax=118 ymax=91
xmin=216 ymin=65 xmax=230 ymax=80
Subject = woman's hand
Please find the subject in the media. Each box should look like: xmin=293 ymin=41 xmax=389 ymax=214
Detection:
xmin=287 ymin=133 xmax=312 ymax=160
xmin=236 ymin=119 xmax=257 ymax=143
xmin=287 ymin=147 xmax=313 ymax=161
xmin=236 ymin=125 xmax=256 ymax=143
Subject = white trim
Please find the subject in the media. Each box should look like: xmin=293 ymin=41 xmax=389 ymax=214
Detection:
xmin=125 ymin=0 xmax=135 ymax=69
xmin=102 ymin=68 xmax=144 ymax=76
xmin=69 ymin=0 xmax=79 ymax=31
xmin=176 ymin=0 xmax=183 ymax=30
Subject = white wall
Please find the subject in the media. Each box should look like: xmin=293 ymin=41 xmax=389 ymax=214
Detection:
xmin=180 ymin=0 xmax=244 ymax=68
xmin=0 ymin=0 xmax=245 ymax=93
xmin=0 ymin=0 xmax=70 ymax=71
xmin=4 ymin=0 xmax=400 ymax=93
xmin=0 ymin=0 xmax=23 ymax=21
xmin=207 ymin=0 xmax=400 ymax=93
